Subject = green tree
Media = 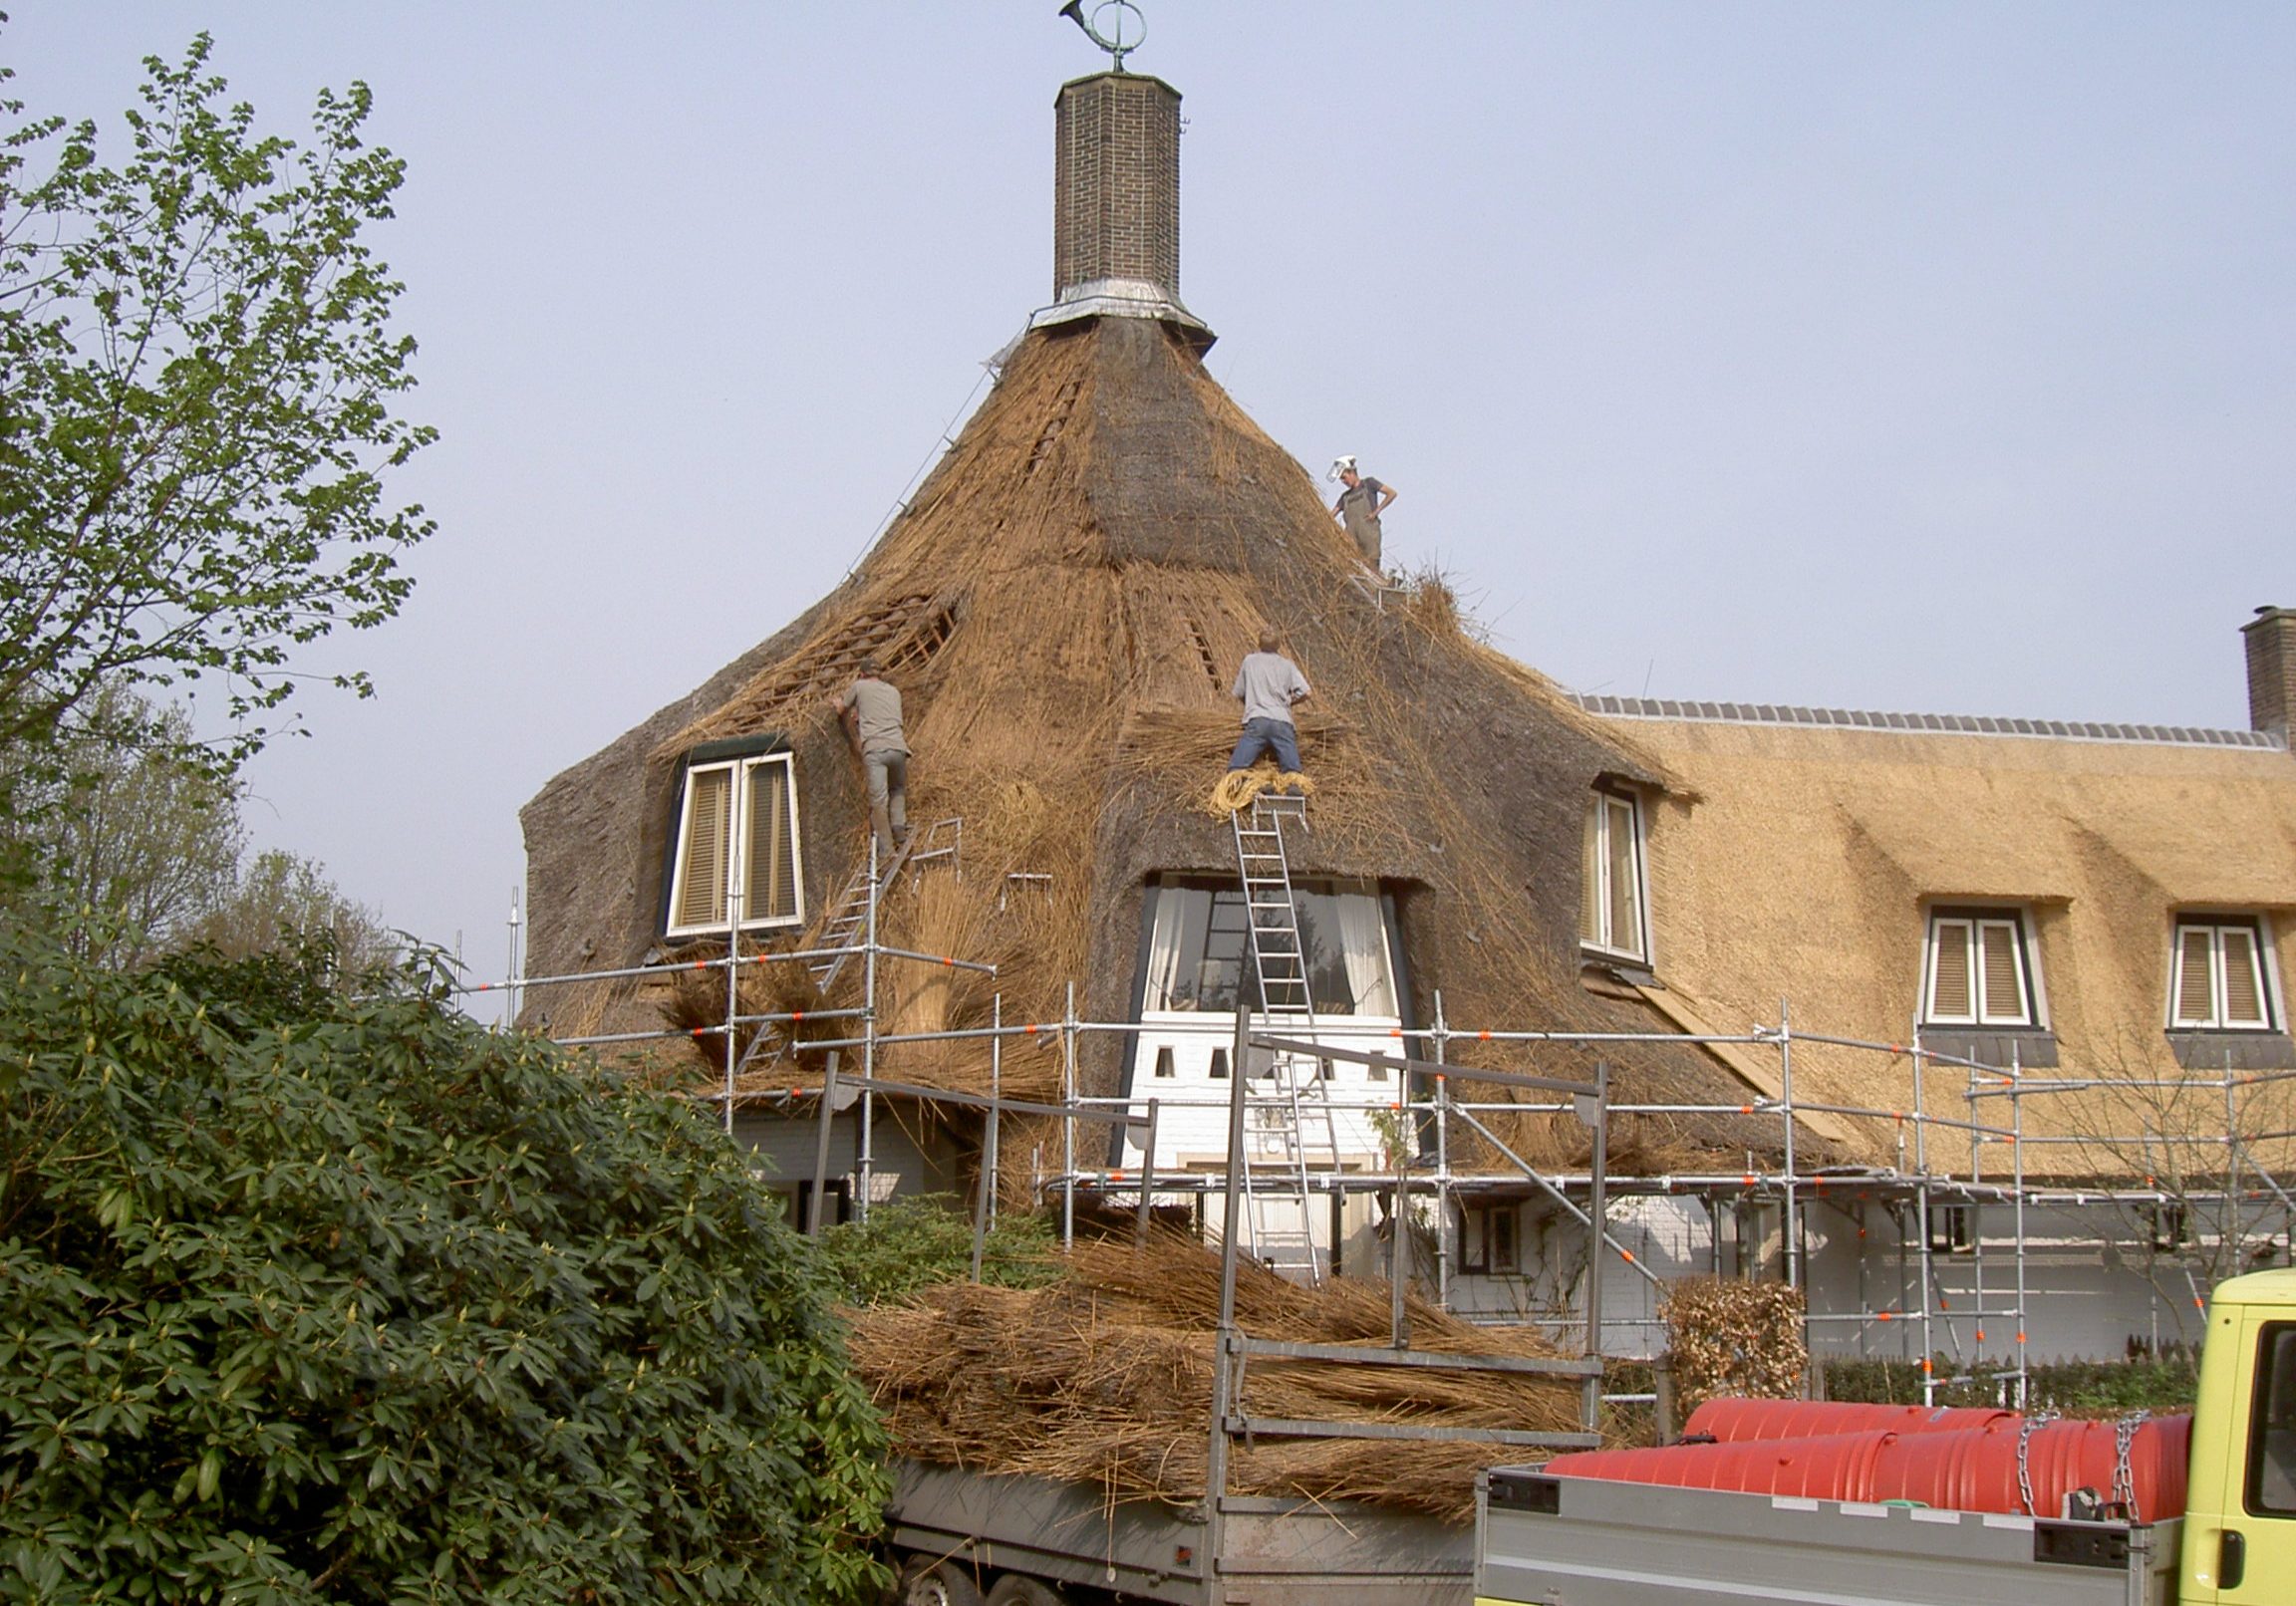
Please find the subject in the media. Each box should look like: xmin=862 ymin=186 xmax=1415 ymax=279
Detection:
xmin=186 ymin=845 xmax=399 ymax=975
xmin=1 ymin=678 xmax=395 ymax=976
xmin=0 ymin=928 xmax=891 ymax=1603
xmin=0 ymin=678 xmax=241 ymax=965
xmin=0 ymin=30 xmax=433 ymax=807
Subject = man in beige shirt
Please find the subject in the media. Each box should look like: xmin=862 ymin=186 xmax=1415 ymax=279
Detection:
xmin=831 ymin=660 xmax=909 ymax=859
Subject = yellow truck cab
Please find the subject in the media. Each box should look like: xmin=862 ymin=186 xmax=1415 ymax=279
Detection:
xmin=2181 ymin=1265 xmax=2296 ymax=1603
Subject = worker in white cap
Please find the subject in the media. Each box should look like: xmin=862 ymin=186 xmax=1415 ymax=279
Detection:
xmin=1328 ymin=455 xmax=1398 ymax=569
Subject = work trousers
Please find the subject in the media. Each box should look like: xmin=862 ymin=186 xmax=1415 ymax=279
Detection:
xmin=864 ymin=748 xmax=909 ymax=858
xmin=1227 ymin=717 xmax=1302 ymax=776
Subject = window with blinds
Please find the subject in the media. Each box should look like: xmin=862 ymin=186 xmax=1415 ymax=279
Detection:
xmin=2170 ymin=919 xmax=2275 ymax=1031
xmin=1579 ymin=788 xmax=1647 ymax=961
xmin=666 ymin=752 xmax=805 ymax=937
xmin=1923 ymin=909 xmax=2038 ymax=1026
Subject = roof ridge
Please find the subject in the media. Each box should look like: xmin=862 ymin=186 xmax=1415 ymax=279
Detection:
xmin=1569 ymin=692 xmax=2286 ymax=751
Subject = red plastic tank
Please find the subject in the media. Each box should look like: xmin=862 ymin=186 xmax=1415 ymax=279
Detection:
xmin=1866 ymin=1414 xmax=2190 ymax=1522
xmin=1548 ymin=1414 xmax=2192 ymax=1521
xmin=1544 ymin=1430 xmax=1893 ymax=1500
xmin=1682 ymin=1397 xmax=2015 ymax=1444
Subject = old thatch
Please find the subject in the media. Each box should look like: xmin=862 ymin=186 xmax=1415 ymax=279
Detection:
xmin=845 ymin=1233 xmax=1586 ymax=1524
xmin=520 ymin=314 xmax=1805 ymax=1171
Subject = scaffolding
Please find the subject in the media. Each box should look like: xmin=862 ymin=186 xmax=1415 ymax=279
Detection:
xmin=470 ymin=852 xmax=2296 ymax=1408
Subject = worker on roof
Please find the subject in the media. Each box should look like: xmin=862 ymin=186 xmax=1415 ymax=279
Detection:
xmin=1329 ymin=454 xmax=1398 ymax=570
xmin=1228 ymin=629 xmax=1310 ymax=794
xmin=830 ymin=658 xmax=909 ymax=861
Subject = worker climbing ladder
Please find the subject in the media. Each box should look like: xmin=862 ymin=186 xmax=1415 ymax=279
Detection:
xmin=1230 ymin=792 xmax=1340 ymax=1284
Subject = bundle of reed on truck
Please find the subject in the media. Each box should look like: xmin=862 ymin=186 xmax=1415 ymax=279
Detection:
xmin=844 ymin=1232 xmax=1585 ymax=1525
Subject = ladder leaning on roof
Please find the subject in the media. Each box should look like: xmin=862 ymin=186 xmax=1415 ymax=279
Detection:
xmin=731 ymin=834 xmax=917 ymax=1081
xmin=1229 ymin=791 xmax=1337 ymax=1285
xmin=806 ymin=835 xmax=919 ymax=995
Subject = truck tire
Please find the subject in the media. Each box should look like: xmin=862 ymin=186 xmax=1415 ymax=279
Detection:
xmin=984 ymin=1579 xmax=1068 ymax=1606
xmin=899 ymin=1556 xmax=985 ymax=1606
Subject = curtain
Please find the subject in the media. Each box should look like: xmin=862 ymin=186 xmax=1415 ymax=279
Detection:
xmin=1143 ymin=883 xmax=1191 ymax=1010
xmin=1333 ymin=889 xmax=1396 ymax=1017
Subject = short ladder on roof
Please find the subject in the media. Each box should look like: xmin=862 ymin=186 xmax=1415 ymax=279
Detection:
xmin=905 ymin=816 xmax=963 ymax=886
xmin=1229 ymin=791 xmax=1338 ymax=1285
xmin=731 ymin=833 xmax=917 ymax=1081
xmin=808 ymin=834 xmax=921 ymax=995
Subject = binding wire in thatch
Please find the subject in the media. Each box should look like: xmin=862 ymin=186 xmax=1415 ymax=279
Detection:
xmin=845 ymin=1231 xmax=1587 ymax=1524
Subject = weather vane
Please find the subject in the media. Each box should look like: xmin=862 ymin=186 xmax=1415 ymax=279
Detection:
xmin=1058 ymin=0 xmax=1146 ymax=71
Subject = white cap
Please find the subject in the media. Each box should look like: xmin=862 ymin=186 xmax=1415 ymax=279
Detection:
xmin=1327 ymin=454 xmax=1356 ymax=482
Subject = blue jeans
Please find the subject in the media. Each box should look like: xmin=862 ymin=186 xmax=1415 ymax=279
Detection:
xmin=1227 ymin=717 xmax=1301 ymax=774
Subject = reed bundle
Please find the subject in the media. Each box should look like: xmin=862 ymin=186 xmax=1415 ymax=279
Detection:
xmin=846 ymin=1231 xmax=1585 ymax=1524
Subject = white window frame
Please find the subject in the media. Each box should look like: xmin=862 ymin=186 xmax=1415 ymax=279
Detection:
xmin=1579 ymin=786 xmax=1650 ymax=963
xmin=2168 ymin=916 xmax=2277 ymax=1032
xmin=665 ymin=751 xmax=806 ymax=938
xmin=1922 ymin=907 xmax=2042 ymax=1028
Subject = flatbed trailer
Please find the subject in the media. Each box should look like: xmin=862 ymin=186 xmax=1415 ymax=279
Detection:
xmin=887 ymin=1458 xmax=1482 ymax=1605
xmin=1475 ymin=1468 xmax=2179 ymax=1606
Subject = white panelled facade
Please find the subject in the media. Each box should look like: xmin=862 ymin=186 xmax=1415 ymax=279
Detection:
xmin=1119 ymin=876 xmax=1405 ymax=1176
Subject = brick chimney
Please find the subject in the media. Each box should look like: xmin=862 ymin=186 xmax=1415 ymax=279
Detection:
xmin=2244 ymin=605 xmax=2296 ymax=738
xmin=1031 ymin=71 xmax=1210 ymax=343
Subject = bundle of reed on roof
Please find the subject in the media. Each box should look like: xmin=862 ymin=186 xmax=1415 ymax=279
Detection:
xmin=845 ymin=1230 xmax=1587 ymax=1524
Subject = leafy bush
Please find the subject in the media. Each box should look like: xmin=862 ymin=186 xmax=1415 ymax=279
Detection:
xmin=0 ymin=926 xmax=888 ymax=1603
xmin=815 ymin=1195 xmax=1061 ymax=1306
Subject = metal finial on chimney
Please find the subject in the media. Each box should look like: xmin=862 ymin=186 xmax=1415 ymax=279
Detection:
xmin=1059 ymin=0 xmax=1145 ymax=71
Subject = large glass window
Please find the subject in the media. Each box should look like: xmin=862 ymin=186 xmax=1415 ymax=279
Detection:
xmin=666 ymin=750 xmax=804 ymax=937
xmin=2173 ymin=919 xmax=2275 ymax=1031
xmin=1140 ymin=877 xmax=1398 ymax=1017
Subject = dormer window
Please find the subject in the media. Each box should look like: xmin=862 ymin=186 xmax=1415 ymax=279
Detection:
xmin=665 ymin=741 xmax=804 ymax=938
xmin=1138 ymin=877 xmax=1399 ymax=1017
xmin=1923 ymin=908 xmax=2039 ymax=1027
xmin=2171 ymin=918 xmax=2274 ymax=1031
xmin=1578 ymin=787 xmax=1647 ymax=962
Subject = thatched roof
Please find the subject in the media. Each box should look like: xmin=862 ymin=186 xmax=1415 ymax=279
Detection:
xmin=520 ymin=315 xmax=1802 ymax=1167
xmin=1577 ymin=703 xmax=2296 ymax=1173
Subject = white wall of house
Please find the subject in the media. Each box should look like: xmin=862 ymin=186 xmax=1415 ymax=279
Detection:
xmin=732 ymin=1103 xmax=961 ymax=1228
xmin=1430 ymin=1189 xmax=2291 ymax=1361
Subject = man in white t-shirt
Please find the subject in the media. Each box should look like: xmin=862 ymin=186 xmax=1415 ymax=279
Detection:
xmin=1227 ymin=630 xmax=1311 ymax=787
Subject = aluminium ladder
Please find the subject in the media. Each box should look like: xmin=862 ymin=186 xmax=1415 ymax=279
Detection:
xmin=732 ymin=832 xmax=919 ymax=1081
xmin=1229 ymin=792 xmax=1340 ymax=1284
xmin=807 ymin=834 xmax=917 ymax=994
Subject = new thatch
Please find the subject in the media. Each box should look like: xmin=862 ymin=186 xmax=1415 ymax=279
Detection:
xmin=520 ymin=314 xmax=1807 ymax=1170
xmin=845 ymin=1232 xmax=1586 ymax=1524
xmin=1591 ymin=710 xmax=2296 ymax=1174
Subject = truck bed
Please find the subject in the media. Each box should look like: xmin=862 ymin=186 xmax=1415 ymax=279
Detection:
xmin=885 ymin=1459 xmax=1479 ymax=1604
xmin=1475 ymin=1469 xmax=2179 ymax=1606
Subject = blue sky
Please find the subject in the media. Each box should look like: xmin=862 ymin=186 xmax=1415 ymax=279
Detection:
xmin=9 ymin=3 xmax=2292 ymax=992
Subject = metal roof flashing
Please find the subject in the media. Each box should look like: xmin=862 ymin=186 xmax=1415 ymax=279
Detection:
xmin=1029 ymin=279 xmax=1215 ymax=347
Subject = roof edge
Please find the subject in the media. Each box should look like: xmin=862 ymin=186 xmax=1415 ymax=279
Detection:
xmin=1571 ymin=693 xmax=2287 ymax=752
